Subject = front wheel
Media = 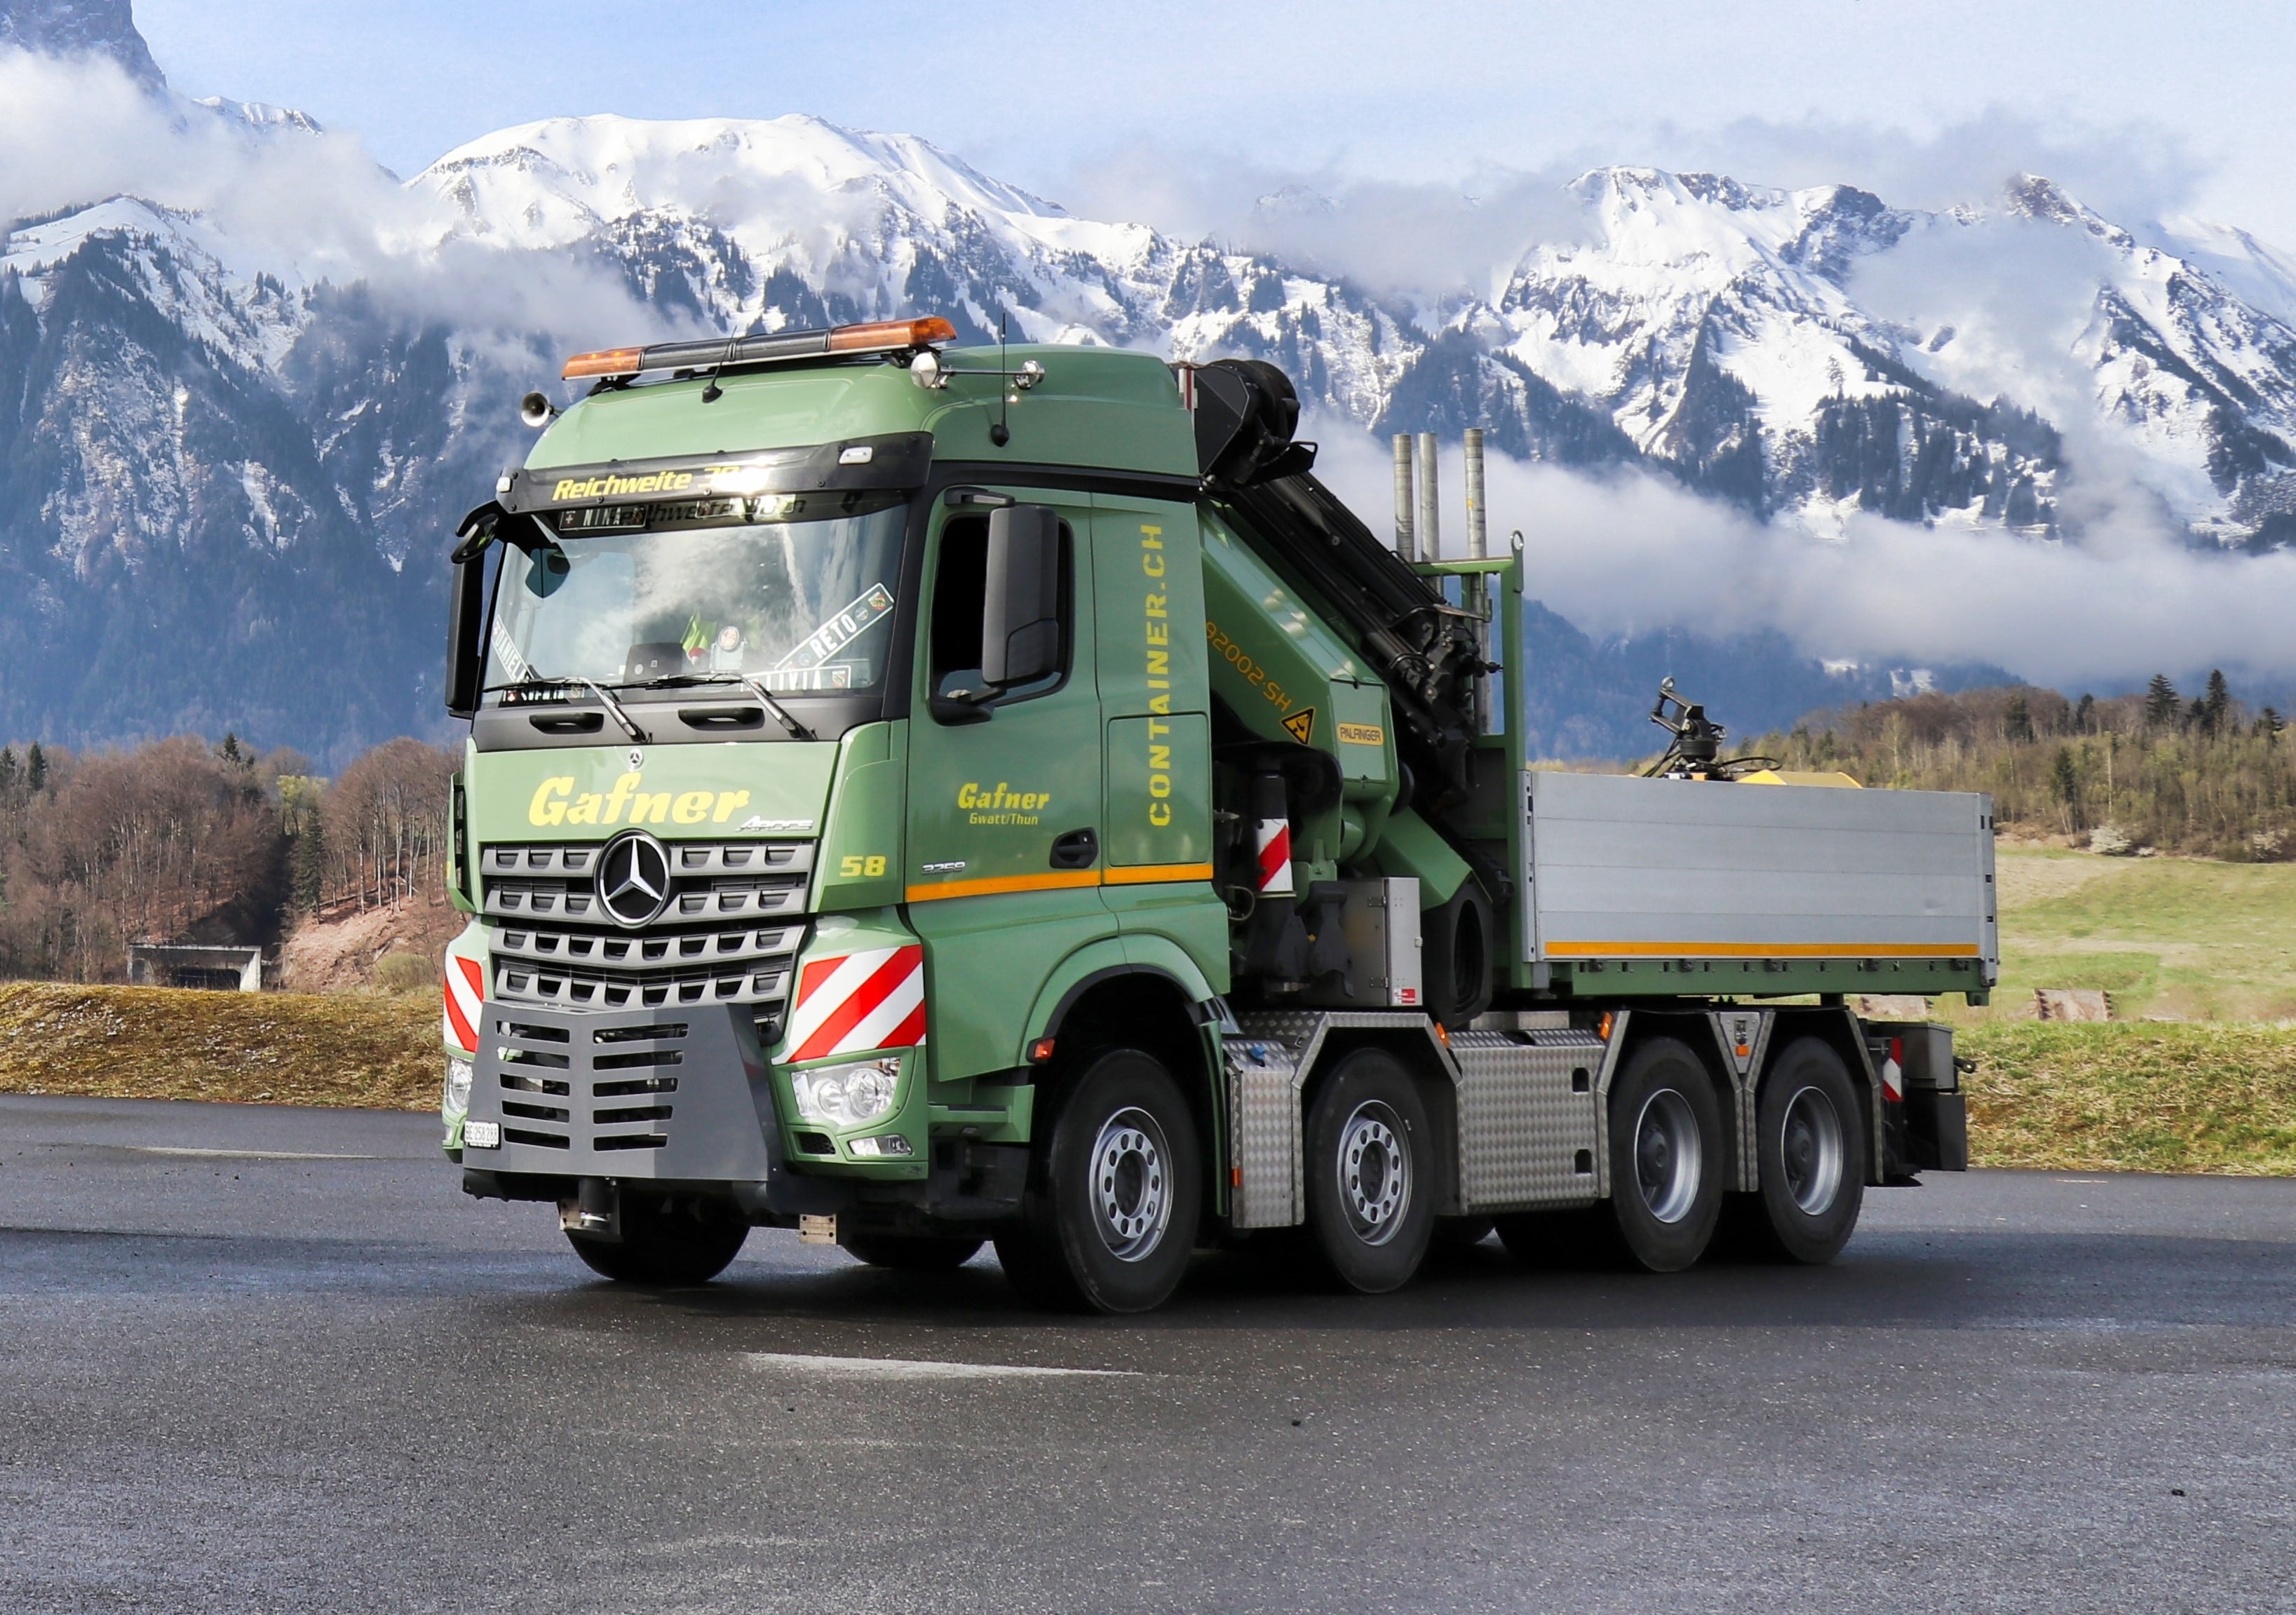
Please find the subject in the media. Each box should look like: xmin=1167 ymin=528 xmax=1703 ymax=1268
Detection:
xmin=1302 ymin=1048 xmax=1435 ymax=1293
xmin=566 ymin=1194 xmax=749 ymax=1285
xmin=994 ymin=1048 xmax=1202 ymax=1314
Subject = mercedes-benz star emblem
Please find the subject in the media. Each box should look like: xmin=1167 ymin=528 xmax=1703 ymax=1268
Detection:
xmin=595 ymin=829 xmax=673 ymax=928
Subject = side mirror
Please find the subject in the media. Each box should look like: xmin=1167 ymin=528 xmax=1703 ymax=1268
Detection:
xmin=445 ymin=506 xmax=498 ymax=718
xmin=981 ymin=504 xmax=1063 ymax=688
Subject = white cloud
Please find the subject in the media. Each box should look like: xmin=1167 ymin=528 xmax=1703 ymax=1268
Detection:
xmin=1310 ymin=424 xmax=2296 ymax=694
xmin=1060 ymin=144 xmax=1602 ymax=305
xmin=0 ymin=49 xmax=667 ymax=352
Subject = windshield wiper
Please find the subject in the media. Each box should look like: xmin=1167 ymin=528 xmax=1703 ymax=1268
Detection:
xmin=632 ymin=673 xmax=816 ymax=741
xmin=570 ymin=677 xmax=649 ymax=743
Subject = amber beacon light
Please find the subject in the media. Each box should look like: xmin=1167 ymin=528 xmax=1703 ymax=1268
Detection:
xmin=561 ymin=317 xmax=957 ymax=382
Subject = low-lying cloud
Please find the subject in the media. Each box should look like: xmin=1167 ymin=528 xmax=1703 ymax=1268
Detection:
xmin=0 ymin=49 xmax=673 ymax=350
xmin=1310 ymin=426 xmax=2296 ymax=698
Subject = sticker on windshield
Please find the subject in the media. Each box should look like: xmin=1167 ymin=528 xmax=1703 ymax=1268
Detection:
xmin=489 ymin=619 xmax=530 ymax=683
xmin=775 ymin=584 xmax=895 ymax=672
xmin=753 ymin=665 xmax=856 ymax=691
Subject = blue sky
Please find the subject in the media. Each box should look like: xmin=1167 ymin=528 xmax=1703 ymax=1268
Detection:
xmin=134 ymin=0 xmax=2296 ymax=241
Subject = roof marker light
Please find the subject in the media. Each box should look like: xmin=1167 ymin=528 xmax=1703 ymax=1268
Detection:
xmin=562 ymin=346 xmax=644 ymax=381
xmin=828 ymin=316 xmax=958 ymax=353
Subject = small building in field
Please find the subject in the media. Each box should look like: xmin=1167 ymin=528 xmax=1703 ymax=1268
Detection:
xmin=127 ymin=944 xmax=265 ymax=992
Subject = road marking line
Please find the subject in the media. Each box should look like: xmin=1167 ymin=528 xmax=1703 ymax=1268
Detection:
xmin=744 ymin=1352 xmax=1135 ymax=1380
xmin=127 ymin=1147 xmax=386 ymax=1160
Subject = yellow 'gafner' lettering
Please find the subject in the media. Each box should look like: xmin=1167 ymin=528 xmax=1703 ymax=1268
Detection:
xmin=525 ymin=771 xmax=758 ymax=828
xmin=529 ymin=778 xmax=573 ymax=825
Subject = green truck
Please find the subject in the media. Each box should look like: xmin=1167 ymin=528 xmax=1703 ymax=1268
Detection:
xmin=438 ymin=315 xmax=1990 ymax=1311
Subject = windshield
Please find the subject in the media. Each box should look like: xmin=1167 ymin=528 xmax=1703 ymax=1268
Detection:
xmin=485 ymin=492 xmax=907 ymax=695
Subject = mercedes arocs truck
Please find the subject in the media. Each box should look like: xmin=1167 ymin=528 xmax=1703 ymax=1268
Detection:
xmin=438 ymin=315 xmax=1987 ymax=1312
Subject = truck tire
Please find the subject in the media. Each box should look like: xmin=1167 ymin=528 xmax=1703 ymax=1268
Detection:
xmin=566 ymin=1195 xmax=749 ymax=1286
xmin=993 ymin=1048 xmax=1202 ymax=1314
xmin=842 ymin=1235 xmax=984 ymax=1271
xmin=1741 ymin=1038 xmax=1867 ymax=1264
xmin=1604 ymin=1037 xmax=1724 ymax=1272
xmin=1302 ymin=1048 xmax=1436 ymax=1293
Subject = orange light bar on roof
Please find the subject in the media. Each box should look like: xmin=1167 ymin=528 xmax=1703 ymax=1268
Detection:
xmin=555 ymin=318 xmax=955 ymax=387
xmin=562 ymin=346 xmax=644 ymax=381
xmin=826 ymin=316 xmax=958 ymax=353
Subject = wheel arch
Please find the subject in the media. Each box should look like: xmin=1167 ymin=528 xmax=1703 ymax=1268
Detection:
xmin=1028 ymin=954 xmax=1225 ymax=1223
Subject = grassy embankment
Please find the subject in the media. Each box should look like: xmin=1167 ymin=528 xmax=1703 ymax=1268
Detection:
xmin=0 ymin=981 xmax=440 ymax=1110
xmin=1944 ymin=846 xmax=2296 ymax=1173
xmin=0 ymin=847 xmax=2289 ymax=1173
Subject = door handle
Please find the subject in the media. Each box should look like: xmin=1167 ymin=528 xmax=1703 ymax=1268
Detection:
xmin=1048 ymin=827 xmax=1098 ymax=870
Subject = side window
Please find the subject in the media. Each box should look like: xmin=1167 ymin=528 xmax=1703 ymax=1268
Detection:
xmin=926 ymin=511 xmax=1074 ymax=713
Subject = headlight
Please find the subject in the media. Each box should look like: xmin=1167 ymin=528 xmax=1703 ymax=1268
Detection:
xmin=443 ymin=1057 xmax=473 ymax=1117
xmin=790 ymin=1055 xmax=903 ymax=1128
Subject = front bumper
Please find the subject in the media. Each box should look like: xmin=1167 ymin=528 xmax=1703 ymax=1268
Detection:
xmin=461 ymin=999 xmax=778 ymax=1183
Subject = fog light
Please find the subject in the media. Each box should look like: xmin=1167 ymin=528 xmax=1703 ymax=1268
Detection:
xmin=849 ymin=1134 xmax=913 ymax=1158
xmin=464 ymin=1119 xmax=501 ymax=1149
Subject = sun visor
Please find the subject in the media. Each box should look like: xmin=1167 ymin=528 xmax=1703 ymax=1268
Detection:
xmin=502 ymin=431 xmax=933 ymax=518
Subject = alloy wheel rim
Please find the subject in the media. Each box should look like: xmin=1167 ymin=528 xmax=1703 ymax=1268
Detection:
xmin=1088 ymin=1107 xmax=1171 ymax=1262
xmin=1337 ymin=1100 xmax=1412 ymax=1245
xmin=1779 ymin=1084 xmax=1845 ymax=1215
xmin=1633 ymin=1088 xmax=1703 ymax=1224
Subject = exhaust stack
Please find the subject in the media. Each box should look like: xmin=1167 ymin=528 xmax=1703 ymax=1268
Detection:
xmin=1391 ymin=434 xmax=1415 ymax=561
xmin=1415 ymin=433 xmax=1440 ymax=562
xmin=1464 ymin=427 xmax=1487 ymax=560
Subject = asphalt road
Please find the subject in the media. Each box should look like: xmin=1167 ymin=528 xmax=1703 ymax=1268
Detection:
xmin=1 ymin=1094 xmax=2290 ymax=1614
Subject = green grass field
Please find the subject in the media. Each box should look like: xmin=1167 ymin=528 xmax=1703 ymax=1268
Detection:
xmin=1973 ymin=846 xmax=2296 ymax=1025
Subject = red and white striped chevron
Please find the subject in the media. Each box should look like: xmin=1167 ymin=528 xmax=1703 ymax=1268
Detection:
xmin=785 ymin=943 xmax=926 ymax=1064
xmin=443 ymin=954 xmax=485 ymax=1055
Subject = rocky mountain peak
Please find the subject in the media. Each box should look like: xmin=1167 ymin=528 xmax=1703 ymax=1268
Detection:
xmin=2003 ymin=173 xmax=2134 ymax=249
xmin=0 ymin=0 xmax=161 ymax=90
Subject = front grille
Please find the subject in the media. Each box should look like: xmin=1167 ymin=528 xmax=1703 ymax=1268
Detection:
xmin=485 ymin=1013 xmax=693 ymax=1153
xmin=480 ymin=839 xmax=813 ymax=1029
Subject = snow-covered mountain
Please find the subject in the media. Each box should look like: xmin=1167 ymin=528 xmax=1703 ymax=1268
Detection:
xmin=410 ymin=116 xmax=2296 ymax=547
xmin=0 ymin=1 xmax=2290 ymax=757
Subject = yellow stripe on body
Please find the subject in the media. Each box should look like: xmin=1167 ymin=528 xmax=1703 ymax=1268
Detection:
xmin=1102 ymin=862 xmax=1215 ymax=886
xmin=903 ymin=863 xmax=1215 ymax=903
xmin=904 ymin=870 xmax=1102 ymax=903
xmin=1543 ymin=940 xmax=1981 ymax=959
